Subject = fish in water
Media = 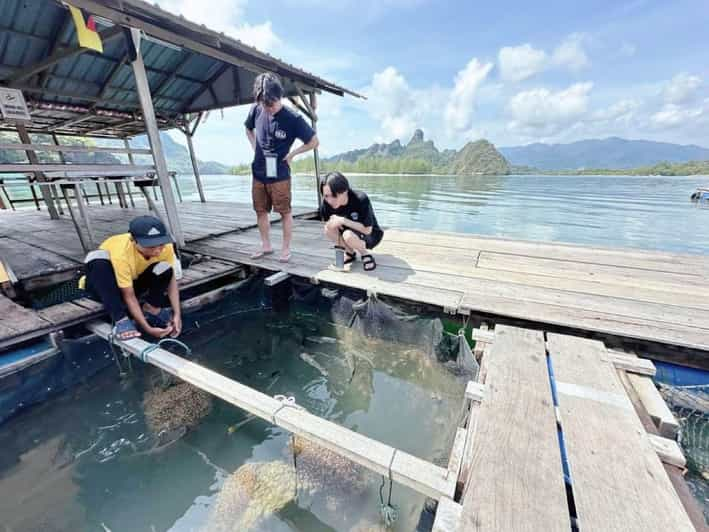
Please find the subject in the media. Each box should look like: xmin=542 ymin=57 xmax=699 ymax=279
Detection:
xmin=299 ymin=352 xmax=328 ymax=377
xmin=305 ymin=335 xmax=338 ymax=345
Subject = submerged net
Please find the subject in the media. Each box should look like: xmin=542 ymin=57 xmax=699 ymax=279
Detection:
xmin=659 ymin=383 xmax=709 ymax=522
xmin=660 ymin=384 xmax=709 ymax=477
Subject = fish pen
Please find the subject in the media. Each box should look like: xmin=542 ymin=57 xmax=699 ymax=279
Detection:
xmin=0 ymin=274 xmax=485 ymax=531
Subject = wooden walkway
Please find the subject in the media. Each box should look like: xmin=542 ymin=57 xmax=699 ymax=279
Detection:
xmin=0 ymin=201 xmax=312 ymax=289
xmin=453 ymin=325 xmax=695 ymax=531
xmin=186 ymin=218 xmax=709 ymax=354
xmin=2 ymin=200 xmax=709 ymax=357
xmin=0 ymin=257 xmax=241 ymax=350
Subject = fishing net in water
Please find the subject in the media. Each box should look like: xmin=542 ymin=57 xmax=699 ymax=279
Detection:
xmin=659 ymin=384 xmax=709 ymax=478
xmin=328 ymin=291 xmax=474 ymax=362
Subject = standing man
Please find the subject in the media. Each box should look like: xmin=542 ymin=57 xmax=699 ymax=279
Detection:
xmin=245 ymin=72 xmax=319 ymax=262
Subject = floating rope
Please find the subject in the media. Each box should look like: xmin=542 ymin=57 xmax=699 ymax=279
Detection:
xmin=138 ymin=338 xmax=192 ymax=362
xmin=379 ymin=450 xmax=399 ymax=527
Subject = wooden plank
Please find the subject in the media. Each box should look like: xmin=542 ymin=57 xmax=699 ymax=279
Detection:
xmin=0 ymin=295 xmax=49 ymax=335
xmin=432 ymin=497 xmax=463 ymax=532
xmin=459 ymin=292 xmax=709 ymax=351
xmin=648 ymin=434 xmax=686 ymax=469
xmin=37 ymin=301 xmax=94 ymax=325
xmin=87 ymin=320 xmax=454 ymax=500
xmin=627 ymin=373 xmax=680 ymax=438
xmin=461 ymin=325 xmax=570 ymax=531
xmin=477 ymin=251 xmax=705 ymax=289
xmin=381 ymin=228 xmax=709 ymax=275
xmin=546 ymin=333 xmax=694 ymax=532
xmin=607 ymin=350 xmax=656 ymax=376
xmin=447 ymin=427 xmax=467 ymax=484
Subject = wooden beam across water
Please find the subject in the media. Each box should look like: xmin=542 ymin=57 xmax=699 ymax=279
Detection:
xmin=86 ymin=320 xmax=457 ymax=501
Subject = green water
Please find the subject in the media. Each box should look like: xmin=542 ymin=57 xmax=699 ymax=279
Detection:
xmin=0 ymin=288 xmax=468 ymax=531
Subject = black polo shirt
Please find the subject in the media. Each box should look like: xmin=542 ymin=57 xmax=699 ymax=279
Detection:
xmin=320 ymin=189 xmax=384 ymax=240
xmin=244 ymin=104 xmax=315 ymax=183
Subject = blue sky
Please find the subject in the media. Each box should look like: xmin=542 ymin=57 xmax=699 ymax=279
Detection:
xmin=156 ymin=0 xmax=709 ymax=165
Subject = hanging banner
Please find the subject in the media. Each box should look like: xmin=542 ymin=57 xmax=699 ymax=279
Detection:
xmin=66 ymin=3 xmax=104 ymax=53
xmin=0 ymin=88 xmax=31 ymax=122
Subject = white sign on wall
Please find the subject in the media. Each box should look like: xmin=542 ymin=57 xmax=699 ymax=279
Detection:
xmin=0 ymin=88 xmax=31 ymax=122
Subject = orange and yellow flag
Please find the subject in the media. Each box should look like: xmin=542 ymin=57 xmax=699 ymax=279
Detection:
xmin=67 ymin=3 xmax=103 ymax=53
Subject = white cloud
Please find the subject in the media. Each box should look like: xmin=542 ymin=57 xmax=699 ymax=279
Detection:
xmin=497 ymin=34 xmax=590 ymax=84
xmin=507 ymin=82 xmax=593 ymax=134
xmin=593 ymin=98 xmax=640 ymax=123
xmin=663 ymin=73 xmax=703 ymax=104
xmin=153 ymin=0 xmax=281 ymax=51
xmin=498 ymin=44 xmax=547 ymax=82
xmin=651 ymin=101 xmax=708 ymax=128
xmin=445 ymin=59 xmax=494 ymax=134
xmin=551 ymin=34 xmax=590 ymax=71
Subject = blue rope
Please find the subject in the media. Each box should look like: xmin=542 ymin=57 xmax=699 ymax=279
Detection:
xmin=138 ymin=338 xmax=192 ymax=362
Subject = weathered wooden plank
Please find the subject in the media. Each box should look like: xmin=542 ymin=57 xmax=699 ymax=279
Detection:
xmin=37 ymin=301 xmax=93 ymax=325
xmin=648 ymin=434 xmax=686 ymax=468
xmin=477 ymin=251 xmax=704 ymax=290
xmin=0 ymin=295 xmax=49 ymax=335
xmin=627 ymin=372 xmax=679 ymax=438
xmin=459 ymin=292 xmax=709 ymax=351
xmin=546 ymin=333 xmax=694 ymax=532
xmin=432 ymin=497 xmax=463 ymax=532
xmin=607 ymin=350 xmax=656 ymax=377
xmin=461 ymin=325 xmax=570 ymax=531
xmin=380 ymin=228 xmax=709 ymax=275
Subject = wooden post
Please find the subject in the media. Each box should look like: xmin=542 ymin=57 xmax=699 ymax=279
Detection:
xmin=309 ymin=93 xmax=322 ymax=206
xmin=130 ymin=28 xmax=184 ymax=246
xmin=73 ymin=183 xmax=96 ymax=250
xmin=49 ymin=134 xmax=65 ymax=215
xmin=60 ymin=186 xmax=90 ymax=252
xmin=184 ymin=129 xmax=206 ymax=202
xmin=16 ymin=124 xmax=60 ymax=219
xmin=122 ymin=138 xmax=136 ymax=207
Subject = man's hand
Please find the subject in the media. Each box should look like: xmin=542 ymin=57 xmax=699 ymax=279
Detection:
xmin=146 ymin=325 xmax=173 ymax=338
xmin=170 ymin=314 xmax=182 ymax=338
xmin=330 ymin=215 xmax=347 ymax=228
xmin=284 ymin=152 xmax=294 ymax=165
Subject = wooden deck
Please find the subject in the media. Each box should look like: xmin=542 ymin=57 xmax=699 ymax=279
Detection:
xmin=455 ymin=325 xmax=695 ymax=531
xmin=1 ymin=200 xmax=708 ymax=357
xmin=185 ymin=218 xmax=709 ymax=354
xmin=0 ymin=257 xmax=241 ymax=350
xmin=0 ymin=201 xmax=313 ymax=289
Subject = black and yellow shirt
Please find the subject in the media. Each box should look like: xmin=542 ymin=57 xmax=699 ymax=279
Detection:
xmin=79 ymin=233 xmax=176 ymax=289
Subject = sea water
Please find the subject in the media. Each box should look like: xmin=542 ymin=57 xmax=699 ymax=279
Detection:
xmin=0 ymin=287 xmax=468 ymax=531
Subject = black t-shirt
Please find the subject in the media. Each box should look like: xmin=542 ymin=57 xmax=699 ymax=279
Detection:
xmin=320 ymin=189 xmax=383 ymax=239
xmin=244 ymin=104 xmax=315 ymax=182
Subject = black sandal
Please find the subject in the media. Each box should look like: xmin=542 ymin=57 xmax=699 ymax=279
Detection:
xmin=344 ymin=251 xmax=356 ymax=265
xmin=361 ymin=254 xmax=377 ymax=272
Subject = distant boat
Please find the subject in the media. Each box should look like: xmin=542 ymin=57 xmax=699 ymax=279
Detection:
xmin=690 ymin=187 xmax=709 ymax=202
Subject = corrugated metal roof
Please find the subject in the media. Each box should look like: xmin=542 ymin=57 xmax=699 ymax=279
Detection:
xmin=0 ymin=0 xmax=361 ymax=138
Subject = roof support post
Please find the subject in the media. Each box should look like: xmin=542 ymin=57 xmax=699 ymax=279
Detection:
xmin=129 ymin=28 xmax=185 ymax=246
xmin=309 ymin=93 xmax=322 ymax=206
xmin=183 ymin=116 xmax=206 ymax=202
xmin=16 ymin=124 xmax=60 ymax=219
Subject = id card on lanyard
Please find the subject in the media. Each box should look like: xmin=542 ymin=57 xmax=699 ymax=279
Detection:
xmin=265 ymin=155 xmax=278 ymax=178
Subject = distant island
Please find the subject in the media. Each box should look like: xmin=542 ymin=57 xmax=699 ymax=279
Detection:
xmin=279 ymin=133 xmax=709 ymax=177
xmin=282 ymin=129 xmax=510 ymax=176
